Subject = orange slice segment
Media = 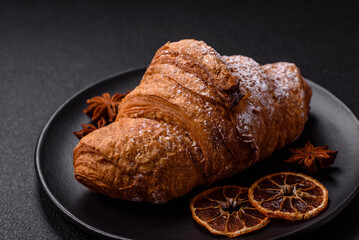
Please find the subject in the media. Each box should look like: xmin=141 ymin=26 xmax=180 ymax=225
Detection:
xmin=248 ymin=172 xmax=328 ymax=221
xmin=190 ymin=186 xmax=270 ymax=238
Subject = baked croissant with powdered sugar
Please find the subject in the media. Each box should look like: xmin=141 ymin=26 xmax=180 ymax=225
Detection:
xmin=73 ymin=39 xmax=311 ymax=203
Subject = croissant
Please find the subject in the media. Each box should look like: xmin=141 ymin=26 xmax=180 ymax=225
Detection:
xmin=73 ymin=39 xmax=311 ymax=203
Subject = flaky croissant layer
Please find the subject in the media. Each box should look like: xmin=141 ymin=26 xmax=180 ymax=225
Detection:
xmin=73 ymin=39 xmax=311 ymax=203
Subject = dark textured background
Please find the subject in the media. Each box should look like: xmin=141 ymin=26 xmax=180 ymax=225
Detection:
xmin=0 ymin=1 xmax=358 ymax=239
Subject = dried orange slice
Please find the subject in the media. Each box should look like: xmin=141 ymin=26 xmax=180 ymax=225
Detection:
xmin=248 ymin=172 xmax=328 ymax=221
xmin=190 ymin=186 xmax=270 ymax=238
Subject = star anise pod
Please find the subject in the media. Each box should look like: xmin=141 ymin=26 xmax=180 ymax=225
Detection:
xmin=73 ymin=123 xmax=98 ymax=139
xmin=74 ymin=91 xmax=130 ymax=140
xmin=97 ymin=117 xmax=106 ymax=128
xmin=73 ymin=117 xmax=107 ymax=139
xmin=84 ymin=92 xmax=127 ymax=125
xmin=285 ymin=141 xmax=338 ymax=173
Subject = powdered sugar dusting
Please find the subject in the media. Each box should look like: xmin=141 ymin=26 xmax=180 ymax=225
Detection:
xmin=222 ymin=55 xmax=274 ymax=146
xmin=222 ymin=55 xmax=271 ymax=106
xmin=262 ymin=62 xmax=304 ymax=106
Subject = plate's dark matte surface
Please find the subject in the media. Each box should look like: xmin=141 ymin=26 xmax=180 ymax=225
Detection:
xmin=35 ymin=68 xmax=359 ymax=240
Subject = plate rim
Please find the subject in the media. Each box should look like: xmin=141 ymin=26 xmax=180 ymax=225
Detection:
xmin=35 ymin=67 xmax=359 ymax=240
xmin=35 ymin=67 xmax=147 ymax=240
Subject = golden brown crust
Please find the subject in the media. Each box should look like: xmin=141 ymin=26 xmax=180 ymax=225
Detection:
xmin=151 ymin=40 xmax=242 ymax=108
xmin=223 ymin=56 xmax=312 ymax=164
xmin=262 ymin=62 xmax=312 ymax=150
xmin=74 ymin=118 xmax=203 ymax=203
xmin=73 ymin=39 xmax=312 ymax=203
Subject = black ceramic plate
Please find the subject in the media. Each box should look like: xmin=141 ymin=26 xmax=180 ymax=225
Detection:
xmin=35 ymin=67 xmax=359 ymax=240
